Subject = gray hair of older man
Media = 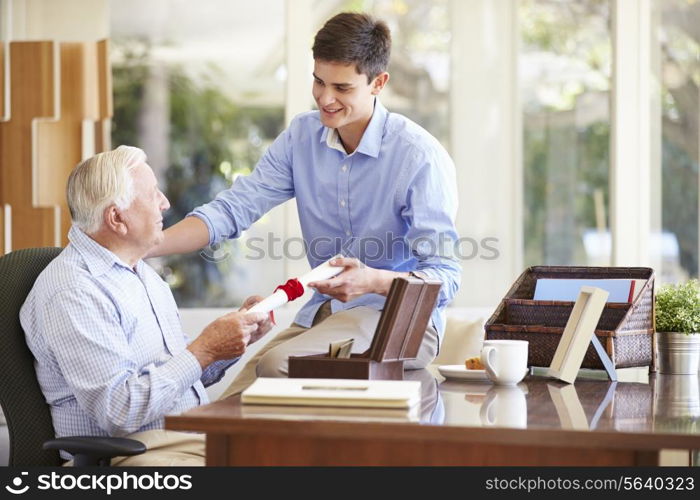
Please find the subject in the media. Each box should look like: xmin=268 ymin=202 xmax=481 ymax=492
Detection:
xmin=66 ymin=145 xmax=147 ymax=234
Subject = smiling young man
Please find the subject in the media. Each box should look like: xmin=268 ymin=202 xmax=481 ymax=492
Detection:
xmin=150 ymin=12 xmax=461 ymax=396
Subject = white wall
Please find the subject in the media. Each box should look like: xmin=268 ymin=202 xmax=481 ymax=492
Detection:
xmin=450 ymin=0 xmax=521 ymax=307
xmin=4 ymin=0 xmax=108 ymax=40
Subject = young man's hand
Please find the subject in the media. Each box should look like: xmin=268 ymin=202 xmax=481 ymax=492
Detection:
xmin=307 ymin=257 xmax=400 ymax=302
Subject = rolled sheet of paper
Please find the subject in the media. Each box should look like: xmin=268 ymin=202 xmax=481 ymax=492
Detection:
xmin=248 ymin=254 xmax=344 ymax=314
xmin=247 ymin=290 xmax=288 ymax=314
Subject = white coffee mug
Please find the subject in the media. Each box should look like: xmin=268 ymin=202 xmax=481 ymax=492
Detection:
xmin=479 ymin=384 xmax=528 ymax=428
xmin=480 ymin=339 xmax=529 ymax=385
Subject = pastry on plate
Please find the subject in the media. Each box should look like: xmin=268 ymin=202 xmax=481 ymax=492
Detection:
xmin=465 ymin=356 xmax=484 ymax=370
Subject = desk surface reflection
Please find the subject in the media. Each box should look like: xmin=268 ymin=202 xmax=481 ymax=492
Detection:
xmin=166 ymin=369 xmax=700 ymax=466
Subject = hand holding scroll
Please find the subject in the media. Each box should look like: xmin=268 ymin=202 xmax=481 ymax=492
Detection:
xmin=308 ymin=257 xmax=388 ymax=302
xmin=240 ymin=295 xmax=273 ymax=343
xmin=248 ymin=254 xmax=345 ymax=314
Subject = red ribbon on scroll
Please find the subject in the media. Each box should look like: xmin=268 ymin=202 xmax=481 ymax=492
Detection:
xmin=267 ymin=278 xmax=304 ymax=325
xmin=275 ymin=278 xmax=304 ymax=301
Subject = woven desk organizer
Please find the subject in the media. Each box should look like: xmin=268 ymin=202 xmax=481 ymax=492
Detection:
xmin=485 ymin=266 xmax=656 ymax=371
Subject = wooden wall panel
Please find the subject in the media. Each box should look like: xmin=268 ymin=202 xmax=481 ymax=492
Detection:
xmin=97 ymin=40 xmax=112 ymax=120
xmin=0 ymin=41 xmax=60 ymax=252
xmin=0 ymin=39 xmax=113 ymax=254
xmin=37 ymin=43 xmax=100 ymax=246
xmin=0 ymin=42 xmax=5 ymax=118
xmin=95 ymin=39 xmax=112 ymax=152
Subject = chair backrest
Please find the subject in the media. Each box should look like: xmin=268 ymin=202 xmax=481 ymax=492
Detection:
xmin=0 ymin=247 xmax=63 ymax=465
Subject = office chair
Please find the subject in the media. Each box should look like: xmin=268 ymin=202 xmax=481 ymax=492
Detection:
xmin=0 ymin=247 xmax=145 ymax=466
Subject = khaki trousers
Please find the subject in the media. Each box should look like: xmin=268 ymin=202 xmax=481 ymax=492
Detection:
xmin=219 ymin=302 xmax=439 ymax=399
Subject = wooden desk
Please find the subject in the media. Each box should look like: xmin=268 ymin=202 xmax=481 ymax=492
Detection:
xmin=166 ymin=371 xmax=700 ymax=466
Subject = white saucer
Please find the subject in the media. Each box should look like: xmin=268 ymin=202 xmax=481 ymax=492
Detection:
xmin=437 ymin=365 xmax=490 ymax=382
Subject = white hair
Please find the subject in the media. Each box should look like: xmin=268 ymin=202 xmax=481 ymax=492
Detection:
xmin=67 ymin=145 xmax=147 ymax=234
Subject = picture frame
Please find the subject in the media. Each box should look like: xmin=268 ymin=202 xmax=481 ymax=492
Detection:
xmin=547 ymin=286 xmax=614 ymax=384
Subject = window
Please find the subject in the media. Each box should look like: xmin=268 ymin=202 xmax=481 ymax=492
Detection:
xmin=108 ymin=0 xmax=698 ymax=310
xmin=520 ymin=0 xmax=612 ymax=268
xmin=110 ymin=0 xmax=286 ymax=306
xmin=322 ymin=0 xmax=451 ymax=148
xmin=656 ymin=0 xmax=699 ymax=283
xmin=111 ymin=0 xmax=453 ymax=306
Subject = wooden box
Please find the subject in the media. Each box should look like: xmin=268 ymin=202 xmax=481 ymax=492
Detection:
xmin=288 ymin=277 xmax=441 ymax=380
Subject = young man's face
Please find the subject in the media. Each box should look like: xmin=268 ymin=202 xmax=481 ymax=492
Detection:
xmin=312 ymin=60 xmax=388 ymax=134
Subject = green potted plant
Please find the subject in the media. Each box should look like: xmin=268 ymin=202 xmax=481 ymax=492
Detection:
xmin=655 ymin=280 xmax=700 ymax=374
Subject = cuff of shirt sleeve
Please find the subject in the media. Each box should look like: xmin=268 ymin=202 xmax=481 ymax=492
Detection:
xmin=409 ymin=269 xmax=430 ymax=280
xmin=412 ymin=268 xmax=435 ymax=281
xmin=187 ymin=211 xmax=216 ymax=246
xmin=168 ymin=350 xmax=204 ymax=394
xmin=201 ymin=358 xmax=238 ymax=387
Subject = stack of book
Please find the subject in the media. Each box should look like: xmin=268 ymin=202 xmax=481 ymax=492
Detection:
xmin=242 ymin=377 xmax=421 ymax=410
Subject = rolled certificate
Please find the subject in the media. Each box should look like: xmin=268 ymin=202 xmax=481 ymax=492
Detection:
xmin=248 ymin=254 xmax=344 ymax=314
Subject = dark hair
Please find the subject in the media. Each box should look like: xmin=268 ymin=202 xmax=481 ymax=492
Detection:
xmin=312 ymin=12 xmax=391 ymax=83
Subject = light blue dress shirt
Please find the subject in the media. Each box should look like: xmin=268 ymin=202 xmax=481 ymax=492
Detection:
xmin=190 ymin=99 xmax=461 ymax=336
xmin=20 ymin=227 xmax=234 ymax=454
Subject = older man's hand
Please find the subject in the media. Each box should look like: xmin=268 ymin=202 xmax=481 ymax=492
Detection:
xmin=240 ymin=295 xmax=274 ymax=344
xmin=187 ymin=309 xmax=268 ymax=369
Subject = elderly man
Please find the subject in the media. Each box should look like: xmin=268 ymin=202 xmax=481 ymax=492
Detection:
xmin=20 ymin=145 xmax=271 ymax=466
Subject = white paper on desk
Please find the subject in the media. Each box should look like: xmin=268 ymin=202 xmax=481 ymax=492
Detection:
xmin=533 ymin=278 xmax=636 ymax=302
xmin=248 ymin=254 xmax=344 ymax=314
xmin=241 ymin=377 xmax=421 ymax=409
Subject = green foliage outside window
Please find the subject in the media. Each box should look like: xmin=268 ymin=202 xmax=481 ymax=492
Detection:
xmin=111 ymin=40 xmax=284 ymax=306
xmin=522 ymin=0 xmax=699 ymax=278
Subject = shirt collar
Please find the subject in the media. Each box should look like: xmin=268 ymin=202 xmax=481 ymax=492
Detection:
xmin=68 ymin=225 xmax=138 ymax=277
xmin=320 ymin=98 xmax=387 ymax=159
xmin=324 ymin=127 xmax=346 ymax=154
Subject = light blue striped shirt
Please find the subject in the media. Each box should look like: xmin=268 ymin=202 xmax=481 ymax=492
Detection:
xmin=191 ymin=99 xmax=461 ymax=336
xmin=20 ymin=226 xmax=234 ymax=453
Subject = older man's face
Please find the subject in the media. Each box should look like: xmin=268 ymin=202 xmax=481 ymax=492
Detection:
xmin=121 ymin=163 xmax=170 ymax=251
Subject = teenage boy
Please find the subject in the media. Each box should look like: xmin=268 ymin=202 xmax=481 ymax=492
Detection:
xmin=150 ymin=12 xmax=461 ymax=396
